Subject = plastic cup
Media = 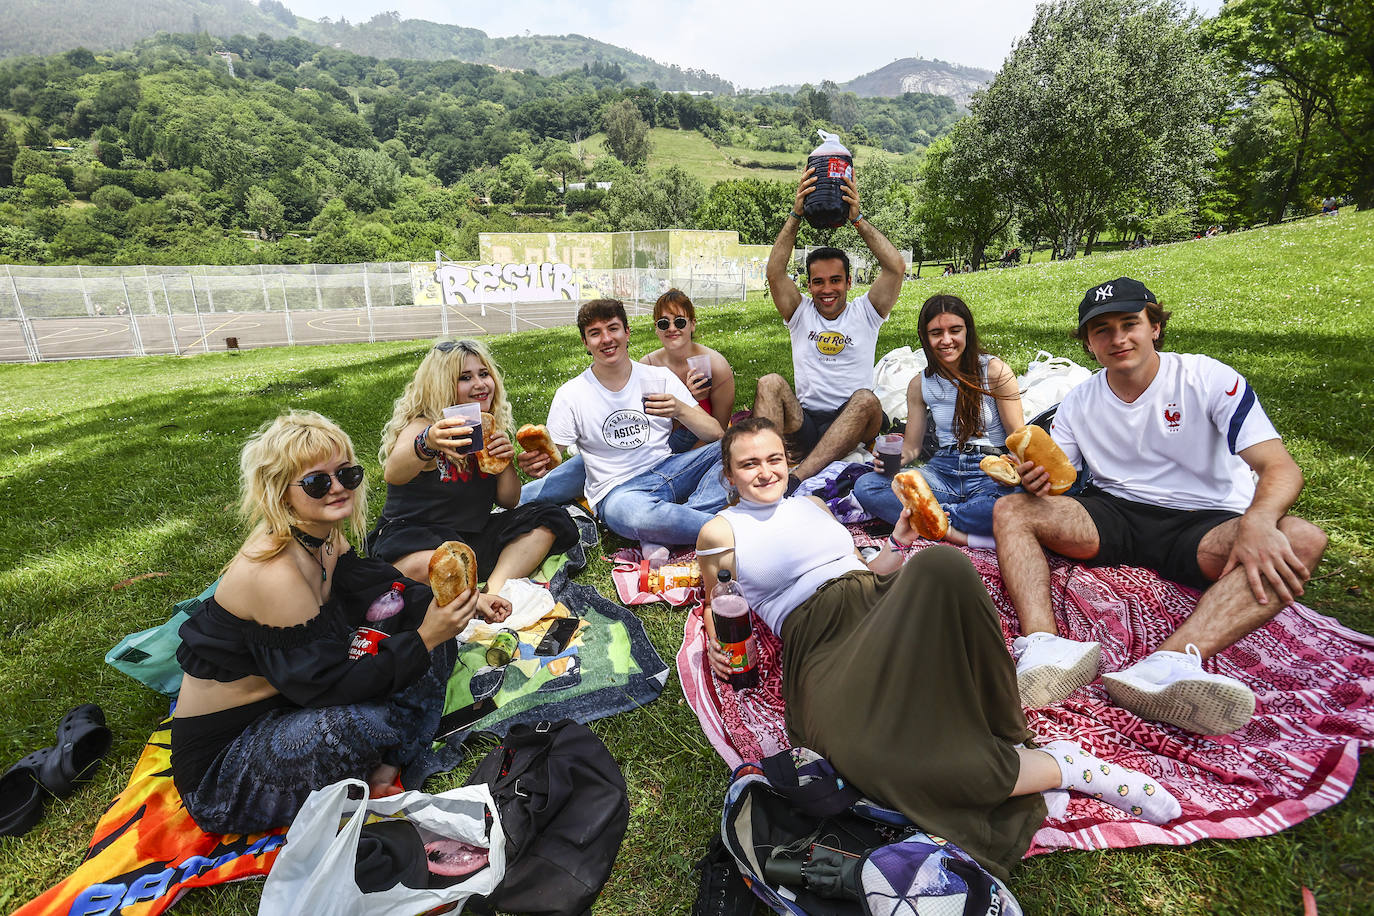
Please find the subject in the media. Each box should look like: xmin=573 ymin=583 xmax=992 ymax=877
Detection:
xmin=442 ymin=402 xmax=483 ymax=454
xmin=640 ymin=376 xmax=667 ymax=409
xmin=686 ymin=354 xmax=713 ymax=386
xmin=874 ymin=433 xmax=904 ymax=477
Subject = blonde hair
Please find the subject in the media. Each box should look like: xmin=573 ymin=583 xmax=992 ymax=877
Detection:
xmin=379 ymin=339 xmax=514 ymax=462
xmin=239 ymin=410 xmax=369 ymax=560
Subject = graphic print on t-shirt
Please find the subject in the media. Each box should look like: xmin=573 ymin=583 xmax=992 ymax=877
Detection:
xmin=602 ymin=408 xmax=651 ymax=449
xmin=809 ymin=329 xmax=852 ymax=358
xmin=1163 ymin=402 xmax=1182 ymax=432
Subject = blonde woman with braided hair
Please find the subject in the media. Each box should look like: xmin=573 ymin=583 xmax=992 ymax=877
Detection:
xmin=368 ymin=338 xmax=579 ymax=597
xmin=171 ymin=410 xmax=481 ymax=834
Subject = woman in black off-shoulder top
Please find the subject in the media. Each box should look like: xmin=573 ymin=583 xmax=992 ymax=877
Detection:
xmin=169 ymin=410 xmax=508 ymax=835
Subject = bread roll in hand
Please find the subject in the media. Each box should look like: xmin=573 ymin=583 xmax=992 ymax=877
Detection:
xmin=1004 ymin=425 xmax=1076 ymax=495
xmin=475 ymin=412 xmax=511 ymax=475
xmin=892 ymin=470 xmax=949 ymax=540
xmin=429 ymin=540 xmax=477 ymax=606
xmin=516 ymin=424 xmax=561 ymax=468
xmin=979 ymin=453 xmax=1021 ymax=486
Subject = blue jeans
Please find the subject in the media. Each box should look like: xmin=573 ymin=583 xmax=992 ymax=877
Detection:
xmin=853 ymin=450 xmax=1016 ymax=537
xmin=519 ymin=454 xmax=587 ymax=506
xmin=595 ymin=441 xmax=728 ymax=546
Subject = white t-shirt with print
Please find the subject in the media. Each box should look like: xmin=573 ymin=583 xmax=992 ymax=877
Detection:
xmin=786 ymin=292 xmax=886 ymax=413
xmin=545 ymin=362 xmax=695 ymax=511
xmin=1050 ymin=352 xmax=1280 ymax=512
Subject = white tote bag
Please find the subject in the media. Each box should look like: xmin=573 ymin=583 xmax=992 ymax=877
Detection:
xmin=258 ymin=779 xmax=506 ymax=916
xmin=1017 ymin=350 xmax=1092 ymax=421
xmin=872 ymin=346 xmax=928 ymax=423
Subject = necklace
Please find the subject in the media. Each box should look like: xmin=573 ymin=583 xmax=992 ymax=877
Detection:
xmin=290 ymin=526 xmax=333 ymax=583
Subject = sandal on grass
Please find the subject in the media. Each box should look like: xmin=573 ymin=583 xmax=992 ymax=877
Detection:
xmin=0 ymin=748 xmax=53 ymax=837
xmin=39 ymin=704 xmax=112 ymax=796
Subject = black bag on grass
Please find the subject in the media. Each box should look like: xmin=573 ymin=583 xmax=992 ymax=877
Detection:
xmin=463 ymin=719 xmax=628 ymax=916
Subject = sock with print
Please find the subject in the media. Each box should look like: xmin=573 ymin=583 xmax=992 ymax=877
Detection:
xmin=1040 ymin=740 xmax=1181 ymax=824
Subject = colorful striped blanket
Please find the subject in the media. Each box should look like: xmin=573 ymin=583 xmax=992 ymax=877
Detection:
xmin=676 ymin=540 xmax=1374 ymax=855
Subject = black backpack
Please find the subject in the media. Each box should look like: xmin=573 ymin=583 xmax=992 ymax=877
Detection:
xmin=463 ymin=719 xmax=629 ymax=916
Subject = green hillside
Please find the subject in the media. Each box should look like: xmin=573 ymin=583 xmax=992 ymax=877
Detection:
xmin=0 ymin=210 xmax=1370 ymax=914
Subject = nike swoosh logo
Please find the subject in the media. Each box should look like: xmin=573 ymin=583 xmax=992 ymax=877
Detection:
xmin=1226 ymin=379 xmax=1239 ymax=396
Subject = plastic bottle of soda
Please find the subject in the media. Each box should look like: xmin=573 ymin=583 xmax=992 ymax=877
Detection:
xmin=803 ymin=129 xmax=853 ymax=229
xmin=711 ymin=569 xmax=759 ymax=689
xmin=365 ymin=581 xmax=406 ymax=623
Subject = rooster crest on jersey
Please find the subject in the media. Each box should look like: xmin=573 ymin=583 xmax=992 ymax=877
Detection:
xmin=1164 ymin=403 xmax=1182 ymax=431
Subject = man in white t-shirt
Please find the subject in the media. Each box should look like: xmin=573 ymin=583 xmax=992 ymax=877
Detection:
xmin=755 ymin=169 xmax=905 ymax=490
xmin=994 ymin=277 xmax=1328 ymax=735
xmin=518 ymin=299 xmax=726 ymax=546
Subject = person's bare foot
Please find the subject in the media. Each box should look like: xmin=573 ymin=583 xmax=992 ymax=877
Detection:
xmin=368 ymin=764 xmax=402 ymax=797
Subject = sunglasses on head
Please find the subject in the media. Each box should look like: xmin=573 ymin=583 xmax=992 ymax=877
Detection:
xmin=292 ymin=465 xmax=365 ymax=499
xmin=434 ymin=339 xmax=480 ymax=353
xmin=655 ymin=316 xmax=689 ymax=331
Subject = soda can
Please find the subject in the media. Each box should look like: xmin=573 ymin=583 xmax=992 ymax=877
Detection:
xmin=485 ymin=629 xmax=519 ymax=667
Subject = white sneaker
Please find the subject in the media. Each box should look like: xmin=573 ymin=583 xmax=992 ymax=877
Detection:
xmin=1102 ymin=644 xmax=1255 ymax=735
xmin=1013 ymin=632 xmax=1102 ymax=707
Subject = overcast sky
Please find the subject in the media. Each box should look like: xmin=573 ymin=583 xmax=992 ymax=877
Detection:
xmin=278 ymin=0 xmax=1224 ymax=89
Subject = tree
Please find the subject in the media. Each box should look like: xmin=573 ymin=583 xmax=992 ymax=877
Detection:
xmin=543 ymin=150 xmax=583 ymax=194
xmin=914 ymin=123 xmax=1017 ymax=268
xmin=601 ymin=99 xmax=652 ymax=168
xmin=696 ymin=179 xmax=796 ymax=245
xmin=605 ymin=165 xmax=704 ymax=231
xmin=0 ymin=121 xmax=17 ymax=186
xmin=971 ymin=0 xmax=1225 ymax=258
xmin=246 ymin=187 xmax=286 ymax=239
xmin=22 ymin=174 xmax=71 ymax=208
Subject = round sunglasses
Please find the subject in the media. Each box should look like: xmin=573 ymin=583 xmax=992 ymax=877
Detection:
xmin=292 ymin=464 xmax=365 ymax=499
xmin=655 ymin=316 xmax=690 ymax=331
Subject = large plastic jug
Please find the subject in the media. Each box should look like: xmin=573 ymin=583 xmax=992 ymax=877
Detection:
xmin=803 ymin=129 xmax=853 ymax=229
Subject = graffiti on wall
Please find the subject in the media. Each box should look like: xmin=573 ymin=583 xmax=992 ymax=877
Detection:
xmin=414 ymin=262 xmax=581 ymax=307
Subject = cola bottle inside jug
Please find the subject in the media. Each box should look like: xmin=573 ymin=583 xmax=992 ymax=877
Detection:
xmin=803 ymin=129 xmax=853 ymax=230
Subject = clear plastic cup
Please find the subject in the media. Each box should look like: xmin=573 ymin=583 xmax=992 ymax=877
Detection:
xmin=640 ymin=376 xmax=667 ymax=410
xmin=686 ymin=354 xmax=713 ymax=386
xmin=442 ymin=402 xmax=483 ymax=454
xmin=874 ymin=433 xmax=904 ymax=477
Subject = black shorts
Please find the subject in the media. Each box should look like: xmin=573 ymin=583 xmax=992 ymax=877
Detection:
xmin=796 ymin=405 xmax=844 ymax=452
xmin=1073 ymin=486 xmax=1239 ymax=590
xmin=365 ymin=503 xmax=579 ymax=580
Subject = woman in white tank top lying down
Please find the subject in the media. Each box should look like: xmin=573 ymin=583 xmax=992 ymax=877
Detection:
xmin=695 ymin=417 xmax=1180 ymax=882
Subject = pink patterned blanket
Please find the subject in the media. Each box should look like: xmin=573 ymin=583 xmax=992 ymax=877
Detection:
xmin=675 ymin=539 xmax=1374 ymax=855
xmin=610 ymin=546 xmax=704 ymax=607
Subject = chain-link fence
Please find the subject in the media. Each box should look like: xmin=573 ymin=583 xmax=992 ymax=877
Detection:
xmin=0 ymin=262 xmax=754 ymax=362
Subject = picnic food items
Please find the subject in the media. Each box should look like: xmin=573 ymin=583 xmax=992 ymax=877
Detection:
xmin=893 ymin=470 xmax=950 ymax=540
xmin=979 ymin=454 xmax=1021 ymax=487
xmin=516 ymin=424 xmax=561 ymax=469
xmin=474 ymin=412 xmax=510 ymax=475
xmin=1004 ymin=425 xmax=1075 ymax=495
xmin=647 ymin=561 xmax=701 ymax=593
xmin=429 ymin=541 xmax=477 ymax=606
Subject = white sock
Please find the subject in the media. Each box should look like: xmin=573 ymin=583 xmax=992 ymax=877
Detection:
xmin=1041 ymin=740 xmax=1181 ymax=824
xmin=966 ymin=533 xmax=996 ymax=550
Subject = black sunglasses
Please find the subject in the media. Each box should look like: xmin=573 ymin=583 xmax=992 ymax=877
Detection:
xmin=434 ymin=339 xmax=480 ymax=353
xmin=655 ymin=316 xmax=689 ymax=331
xmin=292 ymin=465 xmax=365 ymax=499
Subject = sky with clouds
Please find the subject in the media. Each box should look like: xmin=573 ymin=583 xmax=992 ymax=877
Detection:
xmin=279 ymin=0 xmax=1224 ymax=89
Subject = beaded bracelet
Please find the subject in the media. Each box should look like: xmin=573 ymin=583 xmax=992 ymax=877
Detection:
xmin=851 ymin=212 xmax=865 ymax=225
xmin=414 ymin=426 xmax=440 ymax=460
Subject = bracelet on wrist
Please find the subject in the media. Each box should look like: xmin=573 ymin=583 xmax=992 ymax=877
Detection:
xmin=791 ymin=210 xmax=804 ymax=221
xmin=888 ymin=534 xmax=912 ymax=551
xmin=414 ymin=426 xmax=440 ymax=460
xmin=851 ymin=212 xmax=865 ymax=225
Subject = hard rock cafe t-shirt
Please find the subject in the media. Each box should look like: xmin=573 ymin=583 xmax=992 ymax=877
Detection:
xmin=785 ymin=292 xmax=885 ymax=412
xmin=545 ymin=362 xmax=695 ymax=511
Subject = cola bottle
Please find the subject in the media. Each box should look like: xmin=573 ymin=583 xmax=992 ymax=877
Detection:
xmin=711 ymin=570 xmax=759 ymax=689
xmin=803 ymin=129 xmax=853 ymax=229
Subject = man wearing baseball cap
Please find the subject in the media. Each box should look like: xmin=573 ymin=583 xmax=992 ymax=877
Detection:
xmin=993 ymin=276 xmax=1327 ymax=734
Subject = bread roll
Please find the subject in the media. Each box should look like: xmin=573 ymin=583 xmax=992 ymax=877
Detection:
xmin=892 ymin=470 xmax=949 ymax=541
xmin=516 ymin=424 xmax=561 ymax=469
xmin=1004 ymin=425 xmax=1076 ymax=495
xmin=429 ymin=540 xmax=477 ymax=606
xmin=475 ymin=412 xmax=511 ymax=475
xmin=979 ymin=453 xmax=1021 ymax=486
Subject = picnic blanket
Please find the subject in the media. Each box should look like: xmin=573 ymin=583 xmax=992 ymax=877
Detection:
xmin=429 ymin=559 xmax=670 ymax=770
xmin=677 ymin=539 xmax=1374 ymax=856
xmin=14 ymin=718 xmax=286 ymax=916
xmin=610 ymin=546 xmax=703 ymax=607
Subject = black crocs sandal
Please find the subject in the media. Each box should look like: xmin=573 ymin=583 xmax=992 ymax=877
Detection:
xmin=38 ymin=704 xmax=112 ymax=797
xmin=0 ymin=747 xmax=54 ymax=837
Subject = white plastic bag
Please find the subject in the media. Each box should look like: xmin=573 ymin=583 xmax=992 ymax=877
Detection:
xmin=258 ymin=778 xmax=505 ymax=916
xmin=1017 ymin=350 xmax=1092 ymax=421
xmin=872 ymin=346 xmax=928 ymax=423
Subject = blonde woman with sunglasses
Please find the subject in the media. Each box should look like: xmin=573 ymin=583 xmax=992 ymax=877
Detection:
xmin=641 ymin=289 xmax=736 ymax=452
xmin=171 ymin=411 xmax=482 ymax=834
xmin=369 ymin=339 xmax=579 ymax=597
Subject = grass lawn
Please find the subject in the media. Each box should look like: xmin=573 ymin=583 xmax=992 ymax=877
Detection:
xmin=0 ymin=211 xmax=1371 ymax=914
xmin=577 ymin=128 xmax=902 ymax=185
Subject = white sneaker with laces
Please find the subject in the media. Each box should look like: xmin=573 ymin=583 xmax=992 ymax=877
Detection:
xmin=1012 ymin=632 xmax=1102 ymax=707
xmin=1102 ymin=644 xmax=1256 ymax=735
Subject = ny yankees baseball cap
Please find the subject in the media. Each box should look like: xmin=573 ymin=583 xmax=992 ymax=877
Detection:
xmin=1078 ymin=277 xmax=1157 ymax=329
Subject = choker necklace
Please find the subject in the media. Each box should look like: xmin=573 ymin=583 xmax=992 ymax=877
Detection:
xmin=290 ymin=526 xmax=332 ymax=582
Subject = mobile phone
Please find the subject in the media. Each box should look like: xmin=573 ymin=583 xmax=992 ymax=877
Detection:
xmin=437 ymin=696 xmax=497 ymax=738
xmin=535 ymin=617 xmax=581 ymax=656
